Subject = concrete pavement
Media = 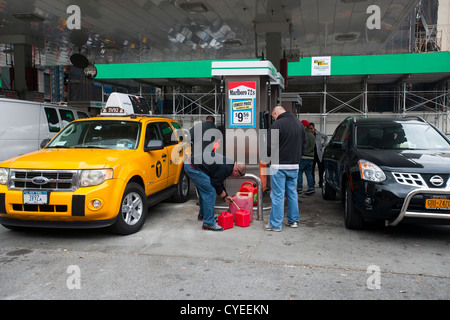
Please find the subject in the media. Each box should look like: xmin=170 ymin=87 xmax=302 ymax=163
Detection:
xmin=0 ymin=183 xmax=449 ymax=302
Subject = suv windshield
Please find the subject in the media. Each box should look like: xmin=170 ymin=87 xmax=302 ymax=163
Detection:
xmin=47 ymin=120 xmax=140 ymax=150
xmin=355 ymin=121 xmax=450 ymax=150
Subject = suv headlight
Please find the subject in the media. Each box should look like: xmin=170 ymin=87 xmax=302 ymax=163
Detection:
xmin=79 ymin=169 xmax=113 ymax=187
xmin=358 ymin=160 xmax=386 ymax=182
xmin=0 ymin=168 xmax=9 ymax=185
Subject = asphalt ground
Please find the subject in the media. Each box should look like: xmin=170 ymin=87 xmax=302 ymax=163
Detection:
xmin=0 ymin=178 xmax=449 ymax=308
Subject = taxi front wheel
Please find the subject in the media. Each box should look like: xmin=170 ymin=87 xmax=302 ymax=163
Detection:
xmin=110 ymin=182 xmax=148 ymax=235
xmin=172 ymin=169 xmax=190 ymax=203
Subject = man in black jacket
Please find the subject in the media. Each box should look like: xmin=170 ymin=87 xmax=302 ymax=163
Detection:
xmin=184 ymin=153 xmax=246 ymax=231
xmin=264 ymin=106 xmax=306 ymax=231
xmin=189 ymin=116 xmax=220 ymax=155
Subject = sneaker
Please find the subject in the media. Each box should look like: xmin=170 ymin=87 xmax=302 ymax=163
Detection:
xmin=262 ymin=224 xmax=281 ymax=232
xmin=304 ymin=188 xmax=315 ymax=195
xmin=285 ymin=221 xmax=298 ymax=228
xmin=202 ymin=223 xmax=224 ymax=231
xmin=297 ymin=189 xmax=302 ymax=194
xmin=197 ymin=213 xmax=203 ymax=221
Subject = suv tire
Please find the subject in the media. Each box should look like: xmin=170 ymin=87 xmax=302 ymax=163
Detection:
xmin=344 ymin=181 xmax=364 ymax=230
xmin=322 ymin=180 xmax=336 ymax=200
xmin=110 ymin=182 xmax=148 ymax=235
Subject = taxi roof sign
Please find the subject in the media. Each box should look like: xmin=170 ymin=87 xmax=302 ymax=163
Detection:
xmin=101 ymin=92 xmax=152 ymax=116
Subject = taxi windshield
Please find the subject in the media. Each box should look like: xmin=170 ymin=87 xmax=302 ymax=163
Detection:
xmin=47 ymin=120 xmax=140 ymax=150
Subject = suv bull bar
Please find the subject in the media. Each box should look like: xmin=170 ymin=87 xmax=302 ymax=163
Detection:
xmin=386 ymin=188 xmax=450 ymax=226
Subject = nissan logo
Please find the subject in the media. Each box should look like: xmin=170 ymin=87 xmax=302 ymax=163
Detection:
xmin=32 ymin=176 xmax=49 ymax=185
xmin=429 ymin=175 xmax=444 ymax=187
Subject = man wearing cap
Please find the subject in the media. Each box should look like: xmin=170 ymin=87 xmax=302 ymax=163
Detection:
xmin=299 ymin=120 xmax=316 ymax=195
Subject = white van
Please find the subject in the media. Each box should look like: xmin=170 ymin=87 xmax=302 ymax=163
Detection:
xmin=0 ymin=98 xmax=90 ymax=161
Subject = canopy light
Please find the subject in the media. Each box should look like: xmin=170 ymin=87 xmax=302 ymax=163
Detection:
xmin=224 ymin=39 xmax=244 ymax=47
xmin=179 ymin=2 xmax=208 ymax=13
xmin=335 ymin=33 xmax=358 ymax=41
xmin=12 ymin=13 xmax=46 ymax=22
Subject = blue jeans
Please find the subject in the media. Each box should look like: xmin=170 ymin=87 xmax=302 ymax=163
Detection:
xmin=184 ymin=163 xmax=216 ymax=226
xmin=269 ymin=168 xmax=299 ymax=230
xmin=298 ymin=159 xmax=314 ymax=191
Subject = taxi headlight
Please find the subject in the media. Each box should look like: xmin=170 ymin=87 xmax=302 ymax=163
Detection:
xmin=358 ymin=160 xmax=386 ymax=182
xmin=79 ymin=169 xmax=113 ymax=187
xmin=0 ymin=168 xmax=9 ymax=185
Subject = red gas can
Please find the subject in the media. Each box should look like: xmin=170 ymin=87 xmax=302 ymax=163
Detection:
xmin=218 ymin=211 xmax=233 ymax=230
xmin=229 ymin=192 xmax=253 ymax=223
xmin=235 ymin=209 xmax=250 ymax=227
xmin=239 ymin=182 xmax=257 ymax=206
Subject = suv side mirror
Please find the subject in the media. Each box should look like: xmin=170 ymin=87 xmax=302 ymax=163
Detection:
xmin=330 ymin=140 xmax=343 ymax=149
xmin=144 ymin=140 xmax=164 ymax=152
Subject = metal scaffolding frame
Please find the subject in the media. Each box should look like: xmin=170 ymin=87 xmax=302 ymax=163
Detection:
xmin=395 ymin=79 xmax=449 ymax=133
xmin=141 ymin=85 xmax=226 ymax=128
xmin=296 ymin=76 xmax=450 ymax=135
xmin=99 ymin=75 xmax=449 ymax=135
xmin=170 ymin=87 xmax=222 ymax=116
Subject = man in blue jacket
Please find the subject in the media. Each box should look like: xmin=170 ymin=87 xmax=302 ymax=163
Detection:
xmin=264 ymin=106 xmax=306 ymax=231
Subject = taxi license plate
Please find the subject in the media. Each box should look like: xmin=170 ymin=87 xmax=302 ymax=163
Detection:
xmin=23 ymin=191 xmax=48 ymax=205
xmin=425 ymin=197 xmax=450 ymax=210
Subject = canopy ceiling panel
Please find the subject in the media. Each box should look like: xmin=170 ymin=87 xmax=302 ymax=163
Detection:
xmin=0 ymin=0 xmax=420 ymax=66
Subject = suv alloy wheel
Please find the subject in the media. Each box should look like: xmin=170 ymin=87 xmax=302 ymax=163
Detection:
xmin=110 ymin=182 xmax=148 ymax=235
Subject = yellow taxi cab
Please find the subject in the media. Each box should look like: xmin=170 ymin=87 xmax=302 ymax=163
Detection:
xmin=0 ymin=93 xmax=190 ymax=235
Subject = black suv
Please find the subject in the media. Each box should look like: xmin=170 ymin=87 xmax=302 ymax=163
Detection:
xmin=322 ymin=116 xmax=450 ymax=229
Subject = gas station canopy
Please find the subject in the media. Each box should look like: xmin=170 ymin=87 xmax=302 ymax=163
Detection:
xmin=93 ymin=52 xmax=450 ymax=86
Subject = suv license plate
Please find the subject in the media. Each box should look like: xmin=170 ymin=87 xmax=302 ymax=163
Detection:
xmin=23 ymin=191 xmax=48 ymax=205
xmin=425 ymin=197 xmax=450 ymax=210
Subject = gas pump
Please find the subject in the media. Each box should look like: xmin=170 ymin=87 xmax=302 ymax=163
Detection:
xmin=211 ymin=61 xmax=285 ymax=219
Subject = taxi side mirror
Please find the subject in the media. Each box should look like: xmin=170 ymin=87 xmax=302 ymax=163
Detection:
xmin=40 ymin=138 xmax=51 ymax=149
xmin=144 ymin=140 xmax=164 ymax=152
